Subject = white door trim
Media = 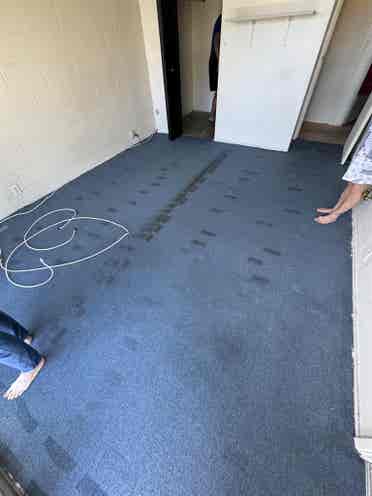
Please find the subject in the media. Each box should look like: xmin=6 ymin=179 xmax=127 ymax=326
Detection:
xmin=293 ymin=0 xmax=345 ymax=140
xmin=341 ymin=92 xmax=372 ymax=164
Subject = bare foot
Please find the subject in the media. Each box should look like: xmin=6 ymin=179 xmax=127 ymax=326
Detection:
xmin=315 ymin=212 xmax=339 ymax=224
xmin=315 ymin=183 xmax=368 ymax=224
xmin=317 ymin=183 xmax=353 ymax=215
xmin=24 ymin=334 xmax=33 ymax=345
xmin=316 ymin=208 xmax=334 ymax=213
xmin=3 ymin=357 xmax=46 ymax=400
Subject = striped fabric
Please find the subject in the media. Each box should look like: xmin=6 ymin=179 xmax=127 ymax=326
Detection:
xmin=343 ymin=119 xmax=372 ymax=184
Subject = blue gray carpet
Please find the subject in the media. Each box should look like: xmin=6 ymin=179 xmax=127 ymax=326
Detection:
xmin=0 ymin=135 xmax=364 ymax=495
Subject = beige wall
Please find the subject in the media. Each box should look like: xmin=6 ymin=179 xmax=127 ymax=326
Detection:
xmin=306 ymin=0 xmax=372 ymax=126
xmin=0 ymin=0 xmax=155 ymax=220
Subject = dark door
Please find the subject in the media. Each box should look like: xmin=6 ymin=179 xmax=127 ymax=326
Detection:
xmin=157 ymin=0 xmax=183 ymax=140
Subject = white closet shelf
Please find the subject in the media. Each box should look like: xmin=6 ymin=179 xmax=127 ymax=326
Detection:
xmin=226 ymin=3 xmax=317 ymax=23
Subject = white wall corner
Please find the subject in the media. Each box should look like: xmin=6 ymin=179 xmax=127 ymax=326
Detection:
xmin=366 ymin=462 xmax=372 ymax=496
xmin=355 ymin=438 xmax=372 ymax=464
xmin=352 ymin=201 xmax=372 ymax=495
xmin=354 ymin=438 xmax=372 ymax=495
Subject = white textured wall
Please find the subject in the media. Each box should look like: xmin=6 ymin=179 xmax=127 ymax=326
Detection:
xmin=0 ymin=0 xmax=155 ymax=220
xmin=139 ymin=0 xmax=168 ymax=132
xmin=306 ymin=0 xmax=372 ymax=126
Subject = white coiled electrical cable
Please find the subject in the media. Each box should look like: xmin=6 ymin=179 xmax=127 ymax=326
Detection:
xmin=0 ymin=202 xmax=129 ymax=289
xmin=0 ymin=131 xmax=159 ymax=289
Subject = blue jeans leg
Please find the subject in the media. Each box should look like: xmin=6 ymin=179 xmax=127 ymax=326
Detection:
xmin=0 ymin=310 xmax=29 ymax=341
xmin=0 ymin=311 xmax=42 ymax=372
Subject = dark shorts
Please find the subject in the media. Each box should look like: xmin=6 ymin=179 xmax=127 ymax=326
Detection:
xmin=209 ymin=51 xmax=219 ymax=92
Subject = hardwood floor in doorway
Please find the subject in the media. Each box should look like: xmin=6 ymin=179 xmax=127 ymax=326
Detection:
xmin=183 ymin=111 xmax=214 ymax=140
xmin=299 ymin=121 xmax=352 ymax=145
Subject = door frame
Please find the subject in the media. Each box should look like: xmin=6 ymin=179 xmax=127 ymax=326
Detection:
xmin=293 ymin=0 xmax=345 ymax=140
xmin=156 ymin=0 xmax=183 ymax=140
xmin=341 ymin=92 xmax=372 ymax=164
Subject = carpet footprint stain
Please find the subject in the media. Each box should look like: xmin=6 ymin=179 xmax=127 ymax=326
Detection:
xmin=49 ymin=327 xmax=67 ymax=348
xmin=92 ymin=192 xmax=100 ymax=197
xmin=192 ymin=240 xmax=207 ymax=248
xmin=104 ymin=274 xmax=116 ymax=286
xmin=85 ymin=400 xmax=103 ymax=412
xmin=16 ymin=399 xmax=38 ymax=433
xmin=239 ymin=177 xmax=250 ymax=182
xmin=263 ymin=248 xmax=282 ymax=256
xmin=248 ymin=257 xmax=263 ymax=266
xmin=44 ymin=436 xmax=76 ymax=473
xmin=288 ymin=187 xmax=303 ymax=192
xmin=105 ymin=258 xmax=120 ymax=269
xmin=127 ymin=245 xmax=135 ymax=252
xmin=138 ymin=190 xmax=149 ymax=195
xmin=160 ymin=167 xmax=168 ymax=171
xmin=224 ymin=194 xmax=238 ymax=200
xmin=128 ymin=201 xmax=137 ymax=206
xmin=143 ymin=295 xmax=162 ymax=307
xmin=72 ymin=297 xmax=86 ymax=318
xmin=284 ymin=208 xmax=302 ymax=215
xmin=256 ymin=220 xmax=273 ymax=228
xmin=250 ymin=275 xmax=270 ymax=286
xmin=104 ymin=369 xmax=124 ymax=387
xmin=151 ymin=182 xmax=161 ymax=186
xmin=122 ymin=335 xmax=138 ymax=352
xmin=87 ymin=231 xmax=102 ymax=240
xmin=121 ymin=259 xmax=131 ymax=271
xmin=107 ymin=207 xmax=118 ymax=214
xmin=157 ymin=175 xmax=167 ymax=180
xmin=241 ymin=169 xmax=259 ymax=175
xmin=77 ymin=475 xmax=108 ymax=496
xmin=201 ymin=229 xmax=217 ymax=237
xmin=210 ymin=208 xmax=224 ymax=214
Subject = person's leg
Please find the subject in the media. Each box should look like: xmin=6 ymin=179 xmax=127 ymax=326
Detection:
xmin=315 ymin=183 xmax=369 ymax=224
xmin=0 ymin=310 xmax=32 ymax=343
xmin=0 ymin=331 xmax=45 ymax=400
xmin=317 ymin=182 xmax=353 ymax=214
xmin=0 ymin=331 xmax=41 ymax=373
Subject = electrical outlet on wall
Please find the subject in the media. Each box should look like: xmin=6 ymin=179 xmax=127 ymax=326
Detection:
xmin=10 ymin=183 xmax=23 ymax=198
xmin=130 ymin=130 xmax=140 ymax=141
xmin=8 ymin=183 xmax=24 ymax=206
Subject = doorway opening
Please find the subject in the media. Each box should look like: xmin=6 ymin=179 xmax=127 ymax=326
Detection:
xmin=299 ymin=61 xmax=372 ymax=146
xmin=346 ymin=64 xmax=372 ymax=124
xmin=157 ymin=0 xmax=222 ymax=141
